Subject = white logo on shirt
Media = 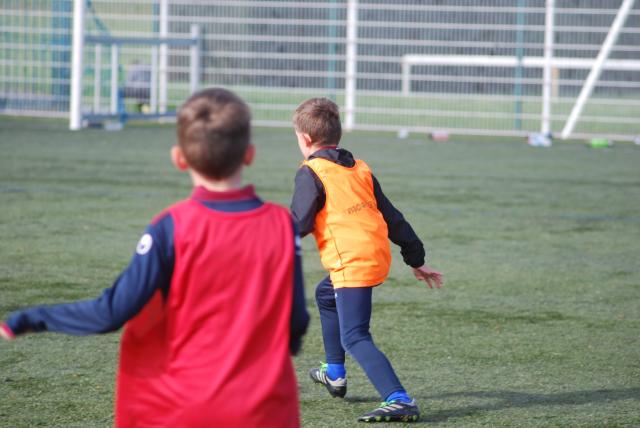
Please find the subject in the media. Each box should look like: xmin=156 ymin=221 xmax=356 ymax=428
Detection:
xmin=136 ymin=233 xmax=153 ymax=255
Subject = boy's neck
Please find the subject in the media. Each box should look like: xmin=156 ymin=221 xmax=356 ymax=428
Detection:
xmin=189 ymin=169 xmax=245 ymax=192
xmin=309 ymin=144 xmax=339 ymax=157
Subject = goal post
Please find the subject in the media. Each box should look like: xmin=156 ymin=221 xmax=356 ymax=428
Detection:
xmin=69 ymin=0 xmax=202 ymax=130
xmin=560 ymin=0 xmax=637 ymax=139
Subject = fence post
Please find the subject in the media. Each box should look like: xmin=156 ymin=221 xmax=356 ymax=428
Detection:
xmin=189 ymin=24 xmax=201 ymax=95
xmin=344 ymin=0 xmax=357 ymax=131
xmin=69 ymin=0 xmax=85 ymax=130
xmin=541 ymin=0 xmax=554 ymax=137
xmin=401 ymin=57 xmax=410 ymax=95
xmin=326 ymin=0 xmax=338 ymax=100
xmin=110 ymin=44 xmax=119 ymax=114
xmin=159 ymin=0 xmax=169 ymax=113
xmin=150 ymin=46 xmax=159 ymax=113
xmin=53 ymin=0 xmax=72 ymax=112
xmin=513 ymin=0 xmax=526 ymax=131
xmin=94 ymin=44 xmax=101 ymax=113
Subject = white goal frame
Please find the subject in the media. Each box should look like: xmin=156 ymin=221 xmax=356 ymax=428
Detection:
xmin=69 ymin=0 xmax=202 ymax=130
xmin=401 ymin=54 xmax=640 ymax=139
xmin=401 ymin=0 xmax=639 ymax=140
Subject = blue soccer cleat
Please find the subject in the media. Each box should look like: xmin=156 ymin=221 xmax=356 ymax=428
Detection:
xmin=357 ymin=399 xmax=420 ymax=423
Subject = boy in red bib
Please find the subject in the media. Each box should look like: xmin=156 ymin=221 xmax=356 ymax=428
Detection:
xmin=1 ymin=88 xmax=309 ymax=428
xmin=290 ymin=98 xmax=442 ymax=423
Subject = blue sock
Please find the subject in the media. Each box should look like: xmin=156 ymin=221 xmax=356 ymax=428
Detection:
xmin=326 ymin=363 xmax=346 ymax=380
xmin=385 ymin=390 xmax=412 ymax=404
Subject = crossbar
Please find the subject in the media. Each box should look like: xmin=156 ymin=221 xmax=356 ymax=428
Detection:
xmin=401 ymin=54 xmax=640 ymax=95
xmin=402 ymin=55 xmax=640 ymax=71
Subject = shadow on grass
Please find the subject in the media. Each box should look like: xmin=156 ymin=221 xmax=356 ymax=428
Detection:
xmin=418 ymin=388 xmax=640 ymax=424
xmin=344 ymin=396 xmax=380 ymax=404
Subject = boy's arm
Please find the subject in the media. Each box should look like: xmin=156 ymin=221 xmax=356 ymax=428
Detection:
xmin=289 ymin=221 xmax=310 ymax=355
xmin=290 ymin=166 xmax=324 ymax=237
xmin=1 ymin=215 xmax=175 ymax=338
xmin=373 ymin=176 xmax=443 ymax=288
xmin=372 ymin=175 xmax=426 ymax=268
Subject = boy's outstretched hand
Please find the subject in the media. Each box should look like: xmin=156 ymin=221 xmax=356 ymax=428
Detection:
xmin=412 ymin=265 xmax=443 ymax=289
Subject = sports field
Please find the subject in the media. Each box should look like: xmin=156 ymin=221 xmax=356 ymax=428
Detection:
xmin=0 ymin=117 xmax=639 ymax=427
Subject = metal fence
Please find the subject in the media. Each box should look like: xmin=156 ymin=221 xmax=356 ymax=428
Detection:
xmin=2 ymin=0 xmax=639 ymax=140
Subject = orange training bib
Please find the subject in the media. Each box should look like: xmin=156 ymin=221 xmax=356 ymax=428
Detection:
xmin=304 ymin=157 xmax=391 ymax=288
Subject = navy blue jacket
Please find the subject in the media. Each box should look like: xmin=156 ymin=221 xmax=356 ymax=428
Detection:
xmin=291 ymin=148 xmax=426 ymax=268
xmin=4 ymin=186 xmax=309 ymax=354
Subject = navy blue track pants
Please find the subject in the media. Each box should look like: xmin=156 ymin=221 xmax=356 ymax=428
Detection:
xmin=315 ymin=276 xmax=405 ymax=399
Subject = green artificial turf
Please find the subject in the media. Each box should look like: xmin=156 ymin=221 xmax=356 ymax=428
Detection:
xmin=0 ymin=117 xmax=639 ymax=427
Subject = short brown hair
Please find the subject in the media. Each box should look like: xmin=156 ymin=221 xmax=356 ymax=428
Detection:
xmin=292 ymin=98 xmax=342 ymax=147
xmin=177 ymin=88 xmax=251 ymax=179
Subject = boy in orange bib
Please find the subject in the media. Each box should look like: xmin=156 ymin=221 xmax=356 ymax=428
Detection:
xmin=290 ymin=98 xmax=443 ymax=423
